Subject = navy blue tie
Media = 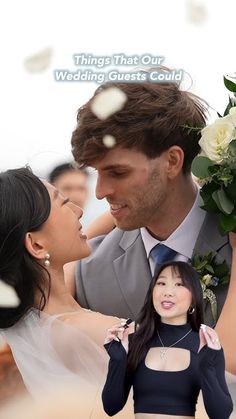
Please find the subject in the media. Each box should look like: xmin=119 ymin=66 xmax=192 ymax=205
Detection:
xmin=150 ymin=244 xmax=177 ymax=265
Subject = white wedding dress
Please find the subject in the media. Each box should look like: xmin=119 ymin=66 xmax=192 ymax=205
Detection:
xmin=1 ymin=309 xmax=108 ymax=402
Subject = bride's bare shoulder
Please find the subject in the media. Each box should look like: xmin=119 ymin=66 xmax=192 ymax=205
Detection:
xmin=63 ymin=309 xmax=119 ymax=328
xmin=55 ymin=310 xmax=134 ymax=345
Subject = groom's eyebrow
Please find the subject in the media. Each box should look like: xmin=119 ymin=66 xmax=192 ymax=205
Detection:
xmin=102 ymin=164 xmax=131 ymax=171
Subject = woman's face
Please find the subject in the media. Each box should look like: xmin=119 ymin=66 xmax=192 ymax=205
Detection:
xmin=152 ymin=265 xmax=192 ymax=325
xmin=39 ymin=182 xmax=91 ymax=266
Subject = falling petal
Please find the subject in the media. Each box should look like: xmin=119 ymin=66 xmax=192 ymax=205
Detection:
xmin=102 ymin=135 xmax=116 ymax=148
xmin=91 ymin=87 xmax=127 ymax=120
xmin=24 ymin=47 xmax=53 ymax=73
xmin=0 ymin=280 xmax=20 ymax=308
xmin=186 ymin=0 xmax=207 ymax=25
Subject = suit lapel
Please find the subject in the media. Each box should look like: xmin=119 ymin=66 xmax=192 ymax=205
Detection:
xmin=113 ymin=230 xmax=152 ymax=318
xmin=193 ymin=213 xmax=228 ymax=261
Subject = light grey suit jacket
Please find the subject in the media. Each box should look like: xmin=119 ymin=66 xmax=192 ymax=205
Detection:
xmin=75 ymin=213 xmax=231 ymax=326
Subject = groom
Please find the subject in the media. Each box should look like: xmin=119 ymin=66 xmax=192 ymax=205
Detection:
xmin=71 ymin=81 xmax=231 ymax=326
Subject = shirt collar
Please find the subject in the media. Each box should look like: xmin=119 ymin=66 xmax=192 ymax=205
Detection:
xmin=141 ymin=190 xmax=206 ymax=260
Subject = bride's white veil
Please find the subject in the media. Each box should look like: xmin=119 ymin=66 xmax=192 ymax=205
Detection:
xmin=1 ymin=309 xmax=108 ymax=409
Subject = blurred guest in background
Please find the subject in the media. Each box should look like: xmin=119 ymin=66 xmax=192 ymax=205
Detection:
xmin=48 ymin=163 xmax=89 ymax=209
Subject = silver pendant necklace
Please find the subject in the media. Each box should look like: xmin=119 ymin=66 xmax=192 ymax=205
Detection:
xmin=157 ymin=327 xmax=192 ymax=359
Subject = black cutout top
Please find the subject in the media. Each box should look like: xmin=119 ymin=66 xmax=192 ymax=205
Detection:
xmin=102 ymin=322 xmax=233 ymax=418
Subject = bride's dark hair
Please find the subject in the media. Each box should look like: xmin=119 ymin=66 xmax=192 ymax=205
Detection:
xmin=0 ymin=167 xmax=51 ymax=328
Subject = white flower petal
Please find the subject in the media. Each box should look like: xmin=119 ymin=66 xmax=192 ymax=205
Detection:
xmin=186 ymin=0 xmax=207 ymax=25
xmin=0 ymin=280 xmax=20 ymax=307
xmin=102 ymin=135 xmax=116 ymax=148
xmin=229 ymin=106 xmax=236 ymax=127
xmin=24 ymin=47 xmax=53 ymax=73
xmin=91 ymin=87 xmax=127 ymax=120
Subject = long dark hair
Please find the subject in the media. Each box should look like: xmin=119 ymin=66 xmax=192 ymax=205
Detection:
xmin=0 ymin=167 xmax=51 ymax=328
xmin=127 ymin=261 xmax=204 ymax=373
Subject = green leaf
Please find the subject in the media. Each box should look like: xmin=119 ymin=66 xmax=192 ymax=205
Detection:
xmin=203 ymin=252 xmax=215 ymax=262
xmin=226 ymin=177 xmax=236 ymax=201
xmin=208 ymin=165 xmax=220 ymax=176
xmin=192 ymin=255 xmax=200 ymax=266
xmin=219 ymin=213 xmax=236 ymax=234
xmin=221 ymin=276 xmax=230 ymax=285
xmin=228 ymin=139 xmax=236 ymax=152
xmin=200 ymin=183 xmax=220 ymax=213
xmin=201 ymin=182 xmax=219 ymax=196
xmin=214 ymin=262 xmax=229 ymax=278
xmin=205 ymin=264 xmax=214 ymax=274
xmin=212 ymin=189 xmax=234 ymax=215
xmin=223 ymin=96 xmax=233 ymax=116
xmin=191 ymin=156 xmax=214 ymax=178
xmin=197 ymin=259 xmax=208 ymax=270
xmin=224 ymin=76 xmax=236 ymax=93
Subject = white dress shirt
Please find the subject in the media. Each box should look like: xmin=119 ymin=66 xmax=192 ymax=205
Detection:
xmin=141 ymin=191 xmax=206 ymax=275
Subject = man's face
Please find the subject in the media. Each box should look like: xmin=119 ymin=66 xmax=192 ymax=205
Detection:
xmin=53 ymin=170 xmax=89 ymax=209
xmin=93 ymin=147 xmax=169 ymax=230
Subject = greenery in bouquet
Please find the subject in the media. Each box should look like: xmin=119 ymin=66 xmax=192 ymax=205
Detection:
xmin=191 ymin=76 xmax=236 ymax=235
xmin=192 ymin=251 xmax=230 ymax=322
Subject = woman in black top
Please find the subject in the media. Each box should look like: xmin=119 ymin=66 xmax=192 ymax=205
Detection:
xmin=102 ymin=261 xmax=233 ymax=419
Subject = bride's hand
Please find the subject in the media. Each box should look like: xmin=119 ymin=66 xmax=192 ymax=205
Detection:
xmin=229 ymin=232 xmax=236 ymax=249
xmin=104 ymin=321 xmax=130 ymax=353
xmin=198 ymin=324 xmax=221 ymax=352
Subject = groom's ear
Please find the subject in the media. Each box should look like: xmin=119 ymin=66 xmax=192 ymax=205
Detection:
xmin=24 ymin=232 xmax=46 ymax=260
xmin=166 ymin=146 xmax=184 ymax=179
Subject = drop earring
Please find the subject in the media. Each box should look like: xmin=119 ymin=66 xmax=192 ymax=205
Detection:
xmin=188 ymin=306 xmax=195 ymax=314
xmin=44 ymin=253 xmax=51 ymax=267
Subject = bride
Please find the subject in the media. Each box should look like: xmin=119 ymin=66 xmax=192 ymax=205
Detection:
xmin=0 ymin=167 xmax=132 ymax=417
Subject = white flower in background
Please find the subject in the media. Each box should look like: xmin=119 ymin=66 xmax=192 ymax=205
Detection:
xmin=199 ymin=116 xmax=236 ymax=162
xmin=229 ymin=107 xmax=236 ymax=126
xmin=91 ymin=87 xmax=127 ymax=120
xmin=102 ymin=135 xmax=116 ymax=148
xmin=0 ymin=280 xmax=20 ymax=307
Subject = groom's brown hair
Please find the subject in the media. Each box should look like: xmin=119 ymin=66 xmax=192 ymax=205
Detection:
xmin=71 ymin=81 xmax=208 ymax=174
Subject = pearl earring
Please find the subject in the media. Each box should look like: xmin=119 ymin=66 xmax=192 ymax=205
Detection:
xmin=44 ymin=253 xmax=51 ymax=267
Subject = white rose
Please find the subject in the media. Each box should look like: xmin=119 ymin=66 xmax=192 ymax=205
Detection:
xmin=229 ymin=106 xmax=236 ymax=126
xmin=199 ymin=116 xmax=235 ymax=162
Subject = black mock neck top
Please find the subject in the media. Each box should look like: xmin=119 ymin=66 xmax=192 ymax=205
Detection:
xmin=102 ymin=322 xmax=233 ymax=418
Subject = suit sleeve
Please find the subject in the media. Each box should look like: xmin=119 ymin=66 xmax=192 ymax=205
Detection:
xmin=102 ymin=340 xmax=133 ymax=416
xmin=74 ymin=235 xmax=106 ymax=308
xmin=75 ymin=260 xmax=89 ymax=308
xmin=199 ymin=346 xmax=233 ymax=419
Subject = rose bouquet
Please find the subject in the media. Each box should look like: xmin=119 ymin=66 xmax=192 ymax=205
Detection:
xmin=192 ymin=76 xmax=236 ymax=235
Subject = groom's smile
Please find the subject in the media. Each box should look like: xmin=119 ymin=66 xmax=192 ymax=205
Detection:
xmin=91 ymin=145 xmax=170 ymax=232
